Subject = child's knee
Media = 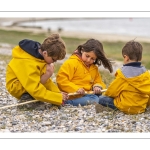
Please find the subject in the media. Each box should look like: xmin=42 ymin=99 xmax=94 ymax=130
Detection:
xmin=6 ymin=84 xmax=26 ymax=99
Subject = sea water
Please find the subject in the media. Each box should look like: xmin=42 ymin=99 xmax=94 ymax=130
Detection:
xmin=18 ymin=18 xmax=150 ymax=38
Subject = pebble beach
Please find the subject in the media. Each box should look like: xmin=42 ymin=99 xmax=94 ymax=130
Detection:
xmin=0 ymin=18 xmax=150 ymax=134
xmin=0 ymin=43 xmax=150 ymax=134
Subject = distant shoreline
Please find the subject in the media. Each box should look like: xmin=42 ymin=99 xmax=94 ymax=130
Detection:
xmin=1 ymin=25 xmax=150 ymax=43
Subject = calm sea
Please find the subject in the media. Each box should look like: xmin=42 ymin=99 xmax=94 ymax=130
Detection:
xmin=19 ymin=18 xmax=150 ymax=38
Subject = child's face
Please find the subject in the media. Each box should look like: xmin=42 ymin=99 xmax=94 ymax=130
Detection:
xmin=43 ymin=51 xmax=57 ymax=64
xmin=45 ymin=56 xmax=57 ymax=64
xmin=81 ymin=51 xmax=97 ymax=67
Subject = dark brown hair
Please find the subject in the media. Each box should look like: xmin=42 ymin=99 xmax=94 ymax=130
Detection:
xmin=122 ymin=40 xmax=142 ymax=61
xmin=41 ymin=33 xmax=66 ymax=60
xmin=76 ymin=39 xmax=113 ymax=73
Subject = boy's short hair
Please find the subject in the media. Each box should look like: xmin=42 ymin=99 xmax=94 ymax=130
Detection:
xmin=41 ymin=33 xmax=66 ymax=60
xmin=122 ymin=40 xmax=143 ymax=61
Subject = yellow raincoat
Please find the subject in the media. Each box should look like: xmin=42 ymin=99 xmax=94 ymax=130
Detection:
xmin=56 ymin=54 xmax=106 ymax=99
xmin=105 ymin=69 xmax=150 ymax=114
xmin=6 ymin=45 xmax=62 ymax=105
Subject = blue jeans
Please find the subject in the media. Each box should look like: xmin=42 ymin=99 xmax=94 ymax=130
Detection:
xmin=64 ymin=94 xmax=99 ymax=106
xmin=99 ymin=95 xmax=117 ymax=109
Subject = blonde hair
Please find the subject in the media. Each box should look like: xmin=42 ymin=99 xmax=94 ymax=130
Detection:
xmin=41 ymin=33 xmax=66 ymax=60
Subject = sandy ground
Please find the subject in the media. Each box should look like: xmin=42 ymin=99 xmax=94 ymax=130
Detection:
xmin=1 ymin=18 xmax=150 ymax=43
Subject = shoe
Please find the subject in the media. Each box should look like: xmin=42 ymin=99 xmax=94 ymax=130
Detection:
xmin=20 ymin=93 xmax=34 ymax=102
xmin=50 ymin=104 xmax=62 ymax=110
xmin=95 ymin=103 xmax=114 ymax=113
xmin=95 ymin=103 xmax=104 ymax=113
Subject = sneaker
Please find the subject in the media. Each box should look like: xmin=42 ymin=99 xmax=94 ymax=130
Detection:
xmin=20 ymin=93 xmax=34 ymax=102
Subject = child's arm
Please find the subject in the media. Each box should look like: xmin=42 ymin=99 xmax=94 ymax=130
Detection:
xmin=12 ymin=62 xmax=62 ymax=105
xmin=105 ymin=75 xmax=126 ymax=97
xmin=40 ymin=63 xmax=54 ymax=84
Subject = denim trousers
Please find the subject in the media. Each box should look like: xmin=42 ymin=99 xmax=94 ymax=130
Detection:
xmin=64 ymin=94 xmax=99 ymax=106
xmin=99 ymin=95 xmax=117 ymax=109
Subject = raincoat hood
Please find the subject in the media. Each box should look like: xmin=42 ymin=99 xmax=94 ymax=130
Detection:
xmin=16 ymin=39 xmax=44 ymax=60
xmin=117 ymin=66 xmax=150 ymax=94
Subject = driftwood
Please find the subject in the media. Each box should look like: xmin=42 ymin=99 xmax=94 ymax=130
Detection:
xmin=68 ymin=89 xmax=107 ymax=96
xmin=0 ymin=89 xmax=107 ymax=110
xmin=0 ymin=100 xmax=39 ymax=110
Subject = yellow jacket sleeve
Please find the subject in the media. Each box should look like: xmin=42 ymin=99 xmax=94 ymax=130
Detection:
xmin=8 ymin=59 xmax=62 ymax=105
xmin=104 ymin=74 xmax=126 ymax=97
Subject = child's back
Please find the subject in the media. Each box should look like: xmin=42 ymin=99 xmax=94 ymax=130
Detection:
xmin=99 ymin=40 xmax=150 ymax=114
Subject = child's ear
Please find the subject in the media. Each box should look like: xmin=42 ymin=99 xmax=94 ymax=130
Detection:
xmin=43 ymin=51 xmax=48 ymax=56
xmin=123 ymin=55 xmax=130 ymax=61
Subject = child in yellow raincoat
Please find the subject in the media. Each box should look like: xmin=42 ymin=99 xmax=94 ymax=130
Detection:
xmin=56 ymin=38 xmax=113 ymax=106
xmin=6 ymin=33 xmax=68 ymax=106
xmin=98 ymin=40 xmax=150 ymax=114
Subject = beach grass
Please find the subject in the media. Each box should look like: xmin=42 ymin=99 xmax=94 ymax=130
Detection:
xmin=0 ymin=29 xmax=46 ymax=45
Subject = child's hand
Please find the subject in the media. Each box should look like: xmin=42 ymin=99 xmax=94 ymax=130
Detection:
xmin=93 ymin=86 xmax=102 ymax=94
xmin=45 ymin=63 xmax=54 ymax=77
xmin=61 ymin=92 xmax=69 ymax=101
xmin=76 ymin=88 xmax=85 ymax=94
xmin=40 ymin=63 xmax=54 ymax=84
